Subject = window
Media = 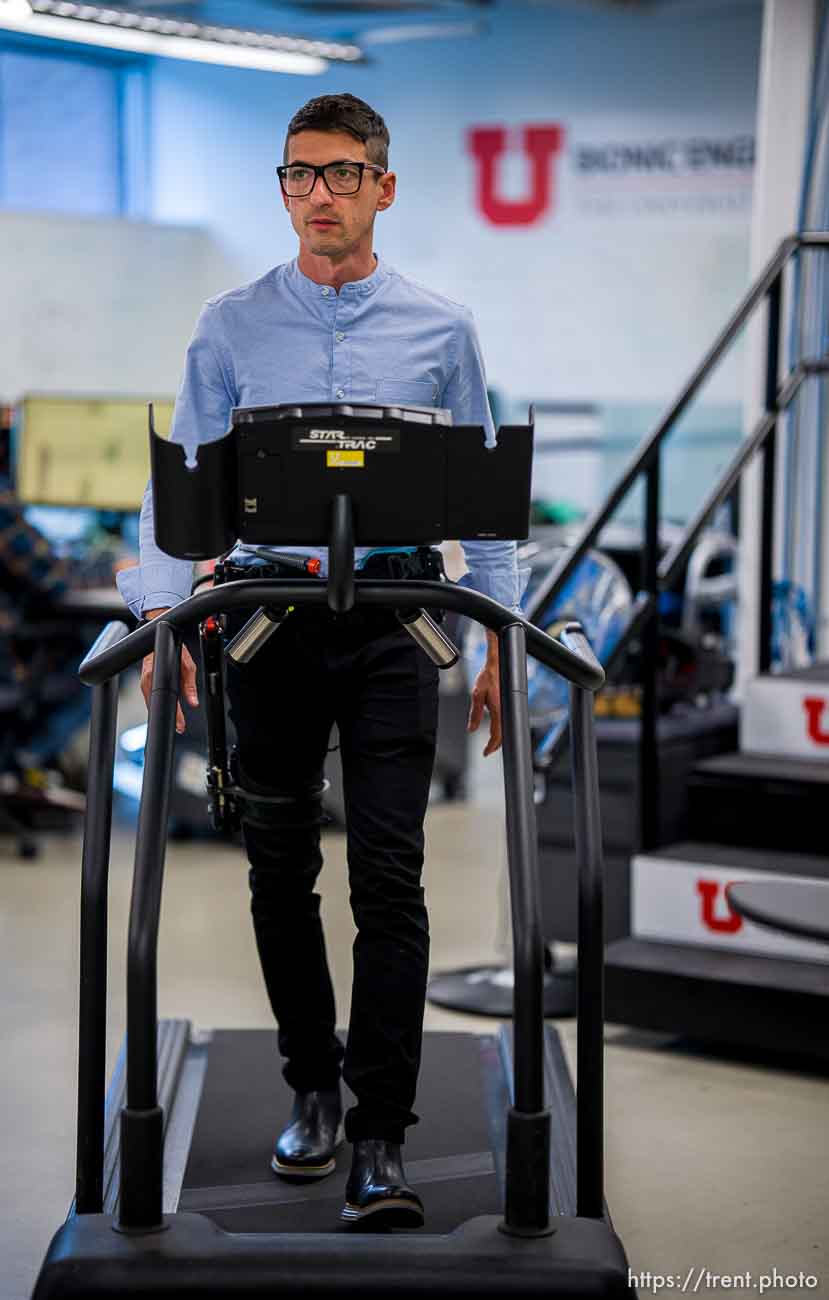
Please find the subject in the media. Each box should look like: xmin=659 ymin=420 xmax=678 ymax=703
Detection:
xmin=0 ymin=46 xmax=147 ymax=217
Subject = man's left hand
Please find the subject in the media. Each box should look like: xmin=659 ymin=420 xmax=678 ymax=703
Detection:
xmin=467 ymin=630 xmax=501 ymax=756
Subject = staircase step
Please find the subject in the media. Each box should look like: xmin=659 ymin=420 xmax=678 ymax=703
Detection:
xmin=693 ymin=750 xmax=829 ymax=784
xmin=607 ymin=933 xmax=829 ymax=992
xmin=631 ymin=842 xmax=829 ymax=965
xmin=772 ymin=661 xmax=829 ymax=682
xmin=688 ymin=753 xmax=827 ymax=854
xmin=605 ymin=936 xmax=829 ymax=1060
xmin=641 ymin=841 xmax=829 ymax=873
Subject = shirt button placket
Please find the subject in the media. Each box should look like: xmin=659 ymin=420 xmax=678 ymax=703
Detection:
xmin=333 ymin=303 xmax=350 ymax=402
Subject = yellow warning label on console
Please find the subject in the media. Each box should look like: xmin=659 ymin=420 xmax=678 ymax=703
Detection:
xmin=326 ymin=449 xmax=365 ymax=468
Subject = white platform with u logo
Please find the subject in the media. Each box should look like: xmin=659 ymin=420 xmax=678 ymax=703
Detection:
xmin=741 ymin=664 xmax=829 ymax=758
xmin=631 ymin=847 xmax=829 ymax=965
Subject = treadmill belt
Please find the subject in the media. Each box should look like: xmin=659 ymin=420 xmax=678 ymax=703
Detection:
xmin=181 ymin=1029 xmax=502 ymax=1234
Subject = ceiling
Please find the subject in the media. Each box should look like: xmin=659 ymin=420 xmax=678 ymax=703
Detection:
xmin=91 ymin=0 xmax=758 ymax=49
xmin=96 ymin=0 xmax=496 ymax=43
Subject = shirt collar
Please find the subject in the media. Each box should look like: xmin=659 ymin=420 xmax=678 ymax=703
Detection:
xmin=290 ymin=253 xmax=389 ymax=299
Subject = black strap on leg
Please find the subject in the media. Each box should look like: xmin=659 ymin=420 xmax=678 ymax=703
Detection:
xmin=232 ymin=760 xmax=328 ymax=831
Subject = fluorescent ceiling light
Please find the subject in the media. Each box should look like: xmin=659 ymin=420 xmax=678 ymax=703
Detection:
xmin=0 ymin=0 xmax=364 ymax=75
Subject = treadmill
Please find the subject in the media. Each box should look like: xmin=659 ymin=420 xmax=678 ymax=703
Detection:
xmin=34 ymin=404 xmax=632 ymax=1297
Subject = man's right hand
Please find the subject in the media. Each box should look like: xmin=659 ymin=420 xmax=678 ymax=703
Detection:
xmin=140 ymin=608 xmax=199 ymax=734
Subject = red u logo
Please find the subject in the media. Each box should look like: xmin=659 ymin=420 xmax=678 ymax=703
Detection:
xmin=803 ymin=696 xmax=829 ymax=745
xmin=467 ymin=124 xmax=565 ymax=226
xmin=696 ymin=880 xmax=743 ymax=934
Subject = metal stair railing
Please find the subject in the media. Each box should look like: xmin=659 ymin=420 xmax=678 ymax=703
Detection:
xmin=528 ymin=231 xmax=829 ymax=852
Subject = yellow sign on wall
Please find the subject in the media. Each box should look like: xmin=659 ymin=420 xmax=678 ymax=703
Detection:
xmin=16 ymin=396 xmax=175 ymax=510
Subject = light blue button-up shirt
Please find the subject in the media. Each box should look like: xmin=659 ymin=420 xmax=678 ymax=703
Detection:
xmin=117 ymin=254 xmax=522 ymax=618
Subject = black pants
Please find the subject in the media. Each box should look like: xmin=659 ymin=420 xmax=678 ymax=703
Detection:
xmin=226 ymin=608 xmax=439 ymax=1145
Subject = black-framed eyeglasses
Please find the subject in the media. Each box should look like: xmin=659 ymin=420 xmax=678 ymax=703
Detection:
xmin=276 ymin=160 xmax=386 ymax=197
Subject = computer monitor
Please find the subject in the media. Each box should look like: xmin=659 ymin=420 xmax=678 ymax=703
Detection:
xmin=15 ymin=395 xmax=175 ymax=511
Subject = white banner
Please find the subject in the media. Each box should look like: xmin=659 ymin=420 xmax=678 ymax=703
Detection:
xmin=741 ymin=677 xmax=829 ymax=759
xmin=632 ymin=854 xmax=829 ymax=964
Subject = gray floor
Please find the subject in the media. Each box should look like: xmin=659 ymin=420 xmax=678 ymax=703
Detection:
xmin=1 ymin=748 xmax=827 ymax=1300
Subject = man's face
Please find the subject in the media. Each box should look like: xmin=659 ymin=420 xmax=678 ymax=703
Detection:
xmin=283 ymin=129 xmax=395 ymax=259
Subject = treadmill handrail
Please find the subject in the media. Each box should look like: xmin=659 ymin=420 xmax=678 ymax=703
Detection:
xmin=79 ymin=618 xmax=132 ymax=674
xmin=76 ymin=586 xmax=607 ymax=1236
xmin=559 ymin=621 xmax=603 ymax=675
xmin=78 ymin=580 xmax=605 ymax=693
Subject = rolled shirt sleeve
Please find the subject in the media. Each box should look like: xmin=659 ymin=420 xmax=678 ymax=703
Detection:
xmin=441 ymin=309 xmax=524 ymax=614
xmin=457 ymin=540 xmax=525 ymax=613
xmin=116 ymin=304 xmax=235 ymax=619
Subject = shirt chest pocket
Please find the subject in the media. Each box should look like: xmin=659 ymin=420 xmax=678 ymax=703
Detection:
xmin=375 ymin=377 xmax=439 ymax=407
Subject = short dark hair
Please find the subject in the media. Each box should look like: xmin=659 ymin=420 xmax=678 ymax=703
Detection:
xmin=284 ymin=93 xmax=390 ymax=171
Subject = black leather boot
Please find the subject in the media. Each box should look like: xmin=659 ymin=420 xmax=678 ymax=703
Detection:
xmin=271 ymin=1088 xmax=344 ymax=1179
xmin=341 ymin=1139 xmax=424 ymax=1227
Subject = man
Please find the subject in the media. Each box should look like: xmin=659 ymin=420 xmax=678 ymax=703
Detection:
xmin=118 ymin=93 xmax=522 ymax=1228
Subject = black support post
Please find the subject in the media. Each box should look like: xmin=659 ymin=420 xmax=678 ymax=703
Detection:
xmin=75 ymin=674 xmax=119 ymax=1215
xmin=759 ymin=273 xmax=782 ymax=675
xmin=328 ymin=493 xmax=355 ymax=614
xmin=118 ymin=619 xmax=181 ymax=1233
xmin=497 ymin=622 xmax=552 ymax=1238
xmin=569 ymin=675 xmax=605 ymax=1220
xmin=640 ymin=456 xmax=661 ymax=851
